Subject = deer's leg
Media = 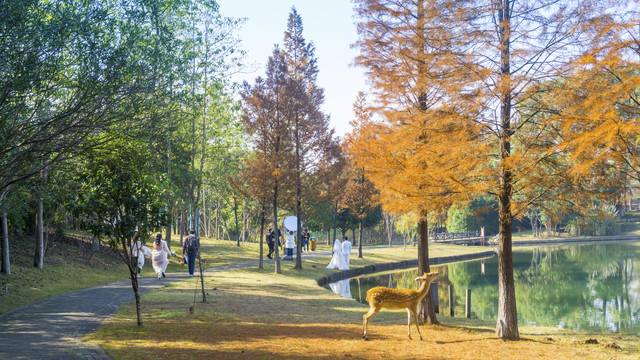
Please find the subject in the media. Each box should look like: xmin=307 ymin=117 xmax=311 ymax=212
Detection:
xmin=363 ymin=306 xmax=380 ymax=339
xmin=411 ymin=308 xmax=423 ymax=340
xmin=406 ymin=309 xmax=413 ymax=339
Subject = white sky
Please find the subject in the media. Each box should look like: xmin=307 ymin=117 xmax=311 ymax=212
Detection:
xmin=216 ymin=0 xmax=367 ymax=138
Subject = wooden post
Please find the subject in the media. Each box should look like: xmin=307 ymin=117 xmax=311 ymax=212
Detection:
xmin=1 ymin=212 xmax=9 ymax=275
xmin=465 ymin=288 xmax=471 ymax=318
xmin=449 ymin=285 xmax=454 ymax=317
xmin=431 ymin=282 xmax=439 ymax=314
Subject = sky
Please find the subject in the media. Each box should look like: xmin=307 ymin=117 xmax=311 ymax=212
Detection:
xmin=216 ymin=0 xmax=367 ymax=138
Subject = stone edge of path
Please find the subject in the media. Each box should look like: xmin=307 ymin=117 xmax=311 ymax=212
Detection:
xmin=316 ymin=250 xmax=498 ymax=286
xmin=316 ymin=235 xmax=640 ymax=286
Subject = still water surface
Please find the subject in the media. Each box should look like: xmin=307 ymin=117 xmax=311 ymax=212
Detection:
xmin=328 ymin=241 xmax=640 ymax=333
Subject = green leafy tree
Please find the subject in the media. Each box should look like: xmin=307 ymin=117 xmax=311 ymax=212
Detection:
xmin=447 ymin=197 xmax=499 ymax=235
xmin=65 ymin=143 xmax=166 ymax=325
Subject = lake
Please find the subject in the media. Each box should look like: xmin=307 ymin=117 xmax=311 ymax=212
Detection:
xmin=328 ymin=241 xmax=640 ymax=333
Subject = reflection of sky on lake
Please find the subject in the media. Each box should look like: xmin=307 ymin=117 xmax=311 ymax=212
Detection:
xmin=327 ymin=241 xmax=640 ymax=333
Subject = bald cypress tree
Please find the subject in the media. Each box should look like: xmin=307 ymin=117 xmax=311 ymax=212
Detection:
xmin=241 ymin=47 xmax=293 ymax=274
xmin=351 ymin=0 xmax=631 ymax=339
xmin=282 ymin=8 xmax=334 ymax=270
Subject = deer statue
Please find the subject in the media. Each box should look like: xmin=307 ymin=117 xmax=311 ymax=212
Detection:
xmin=362 ymin=272 xmax=439 ymax=340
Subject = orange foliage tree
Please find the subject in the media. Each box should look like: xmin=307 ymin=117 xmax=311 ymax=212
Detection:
xmin=349 ymin=0 xmax=488 ymax=325
xmin=534 ymin=12 xmax=640 ymax=196
xmin=351 ymin=0 xmax=630 ymax=339
xmin=241 ymin=8 xmax=338 ymax=271
xmin=241 ymin=48 xmax=293 ymax=274
xmin=342 ymin=159 xmax=378 ymax=259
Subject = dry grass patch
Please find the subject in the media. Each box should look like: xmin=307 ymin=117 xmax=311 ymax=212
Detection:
xmin=92 ymin=319 xmax=633 ymax=360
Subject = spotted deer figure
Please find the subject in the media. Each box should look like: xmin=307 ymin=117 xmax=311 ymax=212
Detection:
xmin=362 ymin=272 xmax=439 ymax=340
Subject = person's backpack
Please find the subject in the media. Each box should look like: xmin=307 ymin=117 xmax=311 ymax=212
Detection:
xmin=186 ymin=235 xmax=198 ymax=253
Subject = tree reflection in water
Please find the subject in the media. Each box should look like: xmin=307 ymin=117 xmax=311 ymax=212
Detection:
xmin=328 ymin=242 xmax=640 ymax=333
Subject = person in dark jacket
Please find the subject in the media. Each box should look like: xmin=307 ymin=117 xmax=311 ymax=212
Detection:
xmin=302 ymin=228 xmax=310 ymax=252
xmin=182 ymin=230 xmax=200 ymax=277
xmin=266 ymin=228 xmax=275 ymax=259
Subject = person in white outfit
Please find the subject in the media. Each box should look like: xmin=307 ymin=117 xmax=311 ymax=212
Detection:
xmin=139 ymin=244 xmax=151 ymax=274
xmin=131 ymin=238 xmax=152 ymax=277
xmin=326 ymin=239 xmax=348 ymax=270
xmin=329 ymin=279 xmax=352 ymax=298
xmin=284 ymin=229 xmax=295 ymax=260
xmin=341 ymin=236 xmax=352 ymax=269
xmin=151 ymin=233 xmax=170 ymax=279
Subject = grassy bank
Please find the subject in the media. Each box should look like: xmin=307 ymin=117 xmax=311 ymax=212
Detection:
xmin=0 ymin=233 xmax=272 ymax=315
xmin=85 ymin=238 xmax=638 ymax=360
xmin=510 ymin=210 xmax=640 ymax=241
xmin=0 ymin=233 xmax=128 ymax=315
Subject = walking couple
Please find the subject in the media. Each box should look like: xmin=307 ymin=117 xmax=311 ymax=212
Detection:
xmin=326 ymin=236 xmax=351 ymax=270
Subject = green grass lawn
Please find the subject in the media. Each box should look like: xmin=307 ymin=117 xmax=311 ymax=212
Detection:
xmin=0 ymin=233 xmax=125 ymax=314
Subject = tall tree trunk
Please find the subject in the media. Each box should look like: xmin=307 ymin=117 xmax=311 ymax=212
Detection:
xmin=180 ymin=209 xmax=185 ymax=246
xmin=495 ymin=0 xmax=519 ymax=340
xmin=295 ymin=198 xmax=302 ymax=269
xmin=241 ymin=198 xmax=247 ymax=243
xmin=351 ymin=227 xmax=356 ymax=247
xmin=202 ymin=185 xmax=207 ymax=238
xmin=273 ymin=185 xmax=281 ymax=274
xmin=331 ymin=225 xmax=336 ymax=245
xmin=165 ymin=209 xmax=172 ymax=251
xmin=34 ymin=175 xmax=44 ymax=269
xmin=386 ymin=213 xmax=395 ymax=247
xmin=259 ymin=202 xmax=266 ymax=269
xmin=414 ymin=1 xmax=436 ymax=325
xmin=416 ymin=216 xmax=438 ymax=324
xmin=233 ymin=196 xmax=240 ymax=247
xmin=166 ymin=140 xmax=172 ymax=250
xmin=130 ymin=269 xmax=142 ymax=325
xmin=332 ymin=209 xmax=338 ymax=246
xmin=122 ymin=237 xmax=143 ymax=325
xmin=1 ymin=212 xmax=9 ymax=275
xmin=358 ymin=219 xmax=363 ymax=258
xmin=215 ymin=200 xmax=220 ymax=240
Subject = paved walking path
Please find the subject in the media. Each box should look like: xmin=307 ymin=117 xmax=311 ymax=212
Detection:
xmin=0 ymin=272 xmax=194 ymax=360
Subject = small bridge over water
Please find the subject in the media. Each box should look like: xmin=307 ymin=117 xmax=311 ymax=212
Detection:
xmin=430 ymin=228 xmax=488 ymax=246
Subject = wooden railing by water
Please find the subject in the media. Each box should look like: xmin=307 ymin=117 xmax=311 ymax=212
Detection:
xmin=431 ymin=228 xmax=487 ymax=246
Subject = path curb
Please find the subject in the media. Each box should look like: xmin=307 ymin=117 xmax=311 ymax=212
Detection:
xmin=316 ymin=250 xmax=497 ymax=286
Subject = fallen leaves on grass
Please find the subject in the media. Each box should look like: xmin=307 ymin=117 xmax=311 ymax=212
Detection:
xmin=92 ymin=319 xmax=626 ymax=360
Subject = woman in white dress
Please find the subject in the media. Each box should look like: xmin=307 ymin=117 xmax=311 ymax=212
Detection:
xmin=151 ymin=233 xmax=170 ymax=279
xmin=329 ymin=279 xmax=352 ymax=298
xmin=131 ymin=238 xmax=151 ymax=277
xmin=326 ymin=239 xmax=348 ymax=270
